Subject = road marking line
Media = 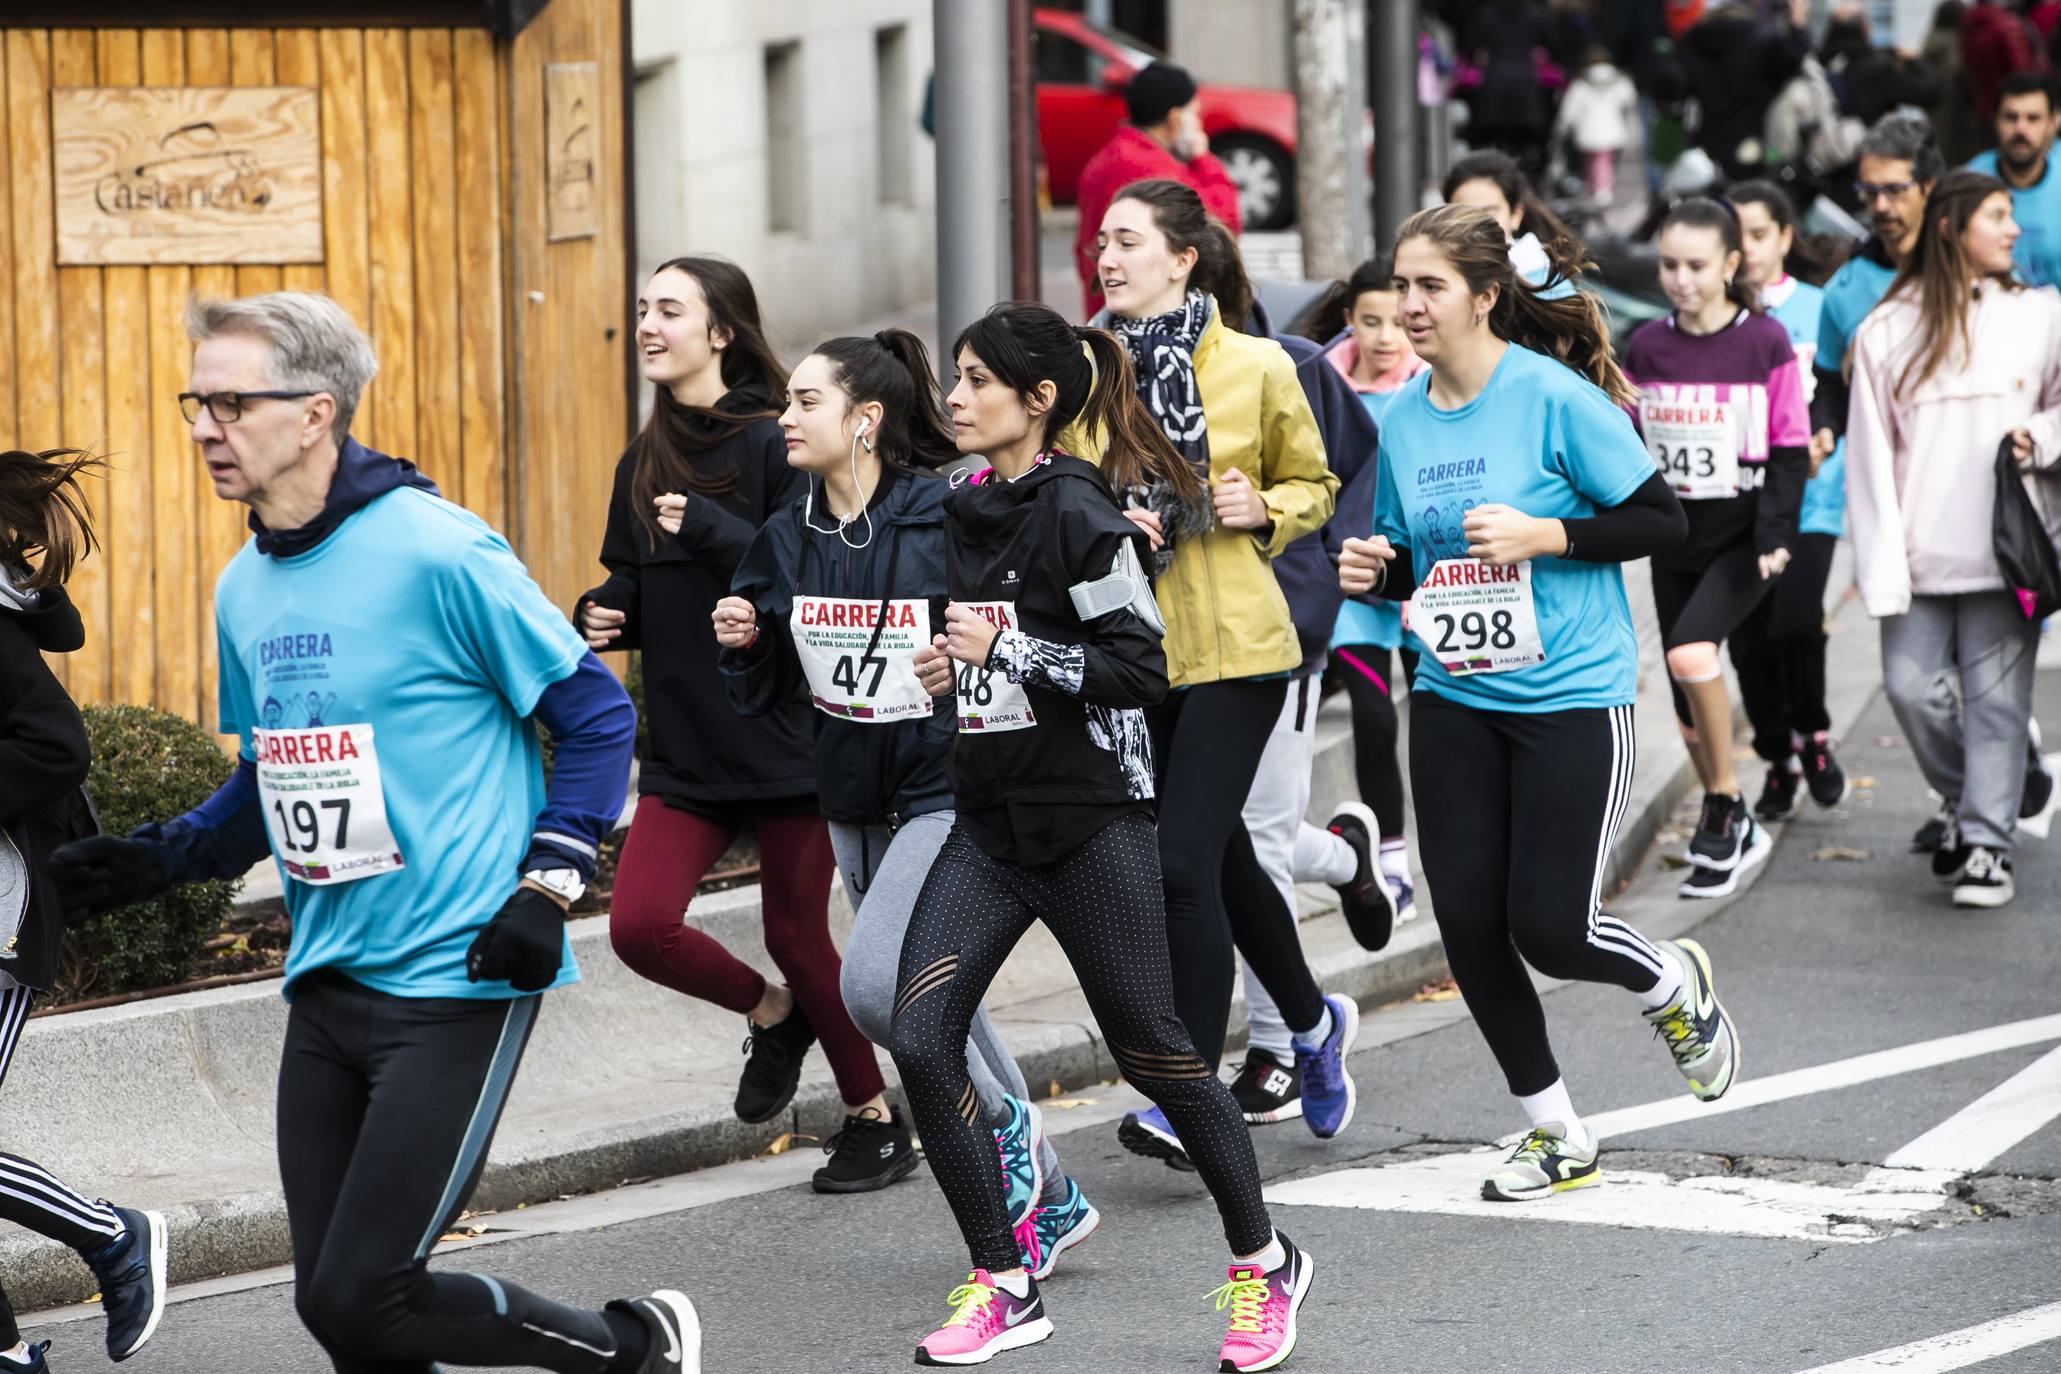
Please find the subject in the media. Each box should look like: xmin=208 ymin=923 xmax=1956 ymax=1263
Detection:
xmin=1876 ymin=1044 xmax=2061 ymax=1175
xmin=1793 ymin=1300 xmax=2061 ymax=1372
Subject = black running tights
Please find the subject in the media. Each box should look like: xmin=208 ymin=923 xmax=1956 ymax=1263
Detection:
xmin=1409 ymin=693 xmax=1671 ymax=1097
xmin=1333 ymin=645 xmax=1416 ymax=840
xmin=888 ymin=816 xmax=1274 ymax=1273
xmin=1149 ymin=678 xmax=1326 ymax=1069
xmin=1730 ymin=531 xmax=1837 ymax=760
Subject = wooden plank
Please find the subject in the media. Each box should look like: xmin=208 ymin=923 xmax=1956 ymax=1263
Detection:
xmin=230 ymin=29 xmax=282 ymax=298
xmin=453 ymin=27 xmax=504 ymax=526
xmin=0 ymin=30 xmax=19 ymax=455
xmin=315 ymin=28 xmax=370 ymax=437
xmin=273 ymin=29 xmax=324 ymax=295
xmin=362 ymin=28 xmax=414 ymax=456
xmin=186 ymin=29 xmax=237 ymax=733
xmin=408 ymin=28 xmax=458 ymax=488
xmin=11 ymin=32 xmax=59 ymax=687
xmin=141 ymin=28 xmax=196 ymax=721
xmin=97 ymin=30 xmax=153 ymax=707
xmin=51 ymin=31 xmax=106 ymax=702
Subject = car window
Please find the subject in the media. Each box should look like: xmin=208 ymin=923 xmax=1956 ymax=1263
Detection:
xmin=1034 ymin=29 xmax=1106 ymax=86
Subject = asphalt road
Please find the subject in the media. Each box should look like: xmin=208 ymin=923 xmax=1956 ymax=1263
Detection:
xmin=26 ymin=677 xmax=2061 ymax=1373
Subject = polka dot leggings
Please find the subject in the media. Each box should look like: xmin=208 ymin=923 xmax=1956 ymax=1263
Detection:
xmin=888 ymin=813 xmax=1274 ymax=1272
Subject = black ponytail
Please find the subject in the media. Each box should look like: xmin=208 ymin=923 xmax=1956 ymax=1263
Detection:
xmin=1287 ymin=254 xmax=1397 ymax=343
xmin=1726 ymin=177 xmax=1838 ymax=287
xmin=1660 ymin=197 xmax=1760 ymax=312
xmin=809 ymin=328 xmax=958 ymax=471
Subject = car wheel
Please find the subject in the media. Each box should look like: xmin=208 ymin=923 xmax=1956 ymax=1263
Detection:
xmin=1214 ymin=134 xmax=1294 ymax=232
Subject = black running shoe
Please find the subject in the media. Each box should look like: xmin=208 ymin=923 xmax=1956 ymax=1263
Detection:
xmin=1799 ymin=732 xmax=1850 ymax=808
xmin=1931 ymin=809 xmax=1971 ymax=884
xmin=1228 ymin=1049 xmax=1303 ymax=1124
xmin=85 ymin=1206 xmax=167 ymax=1362
xmin=1325 ymin=801 xmax=1396 ymax=951
xmin=607 ymin=1289 xmax=701 ymax=1372
xmin=1952 ymin=846 xmax=2015 ymax=909
xmin=1754 ymin=763 xmax=1799 ymax=822
xmin=811 ymin=1105 xmax=921 ymax=1193
xmin=1687 ymin=793 xmax=1750 ymax=870
xmin=2021 ymin=755 xmax=2054 ymax=821
xmin=1912 ymin=809 xmax=1948 ymax=853
xmin=735 ymin=1001 xmax=816 ymax=1124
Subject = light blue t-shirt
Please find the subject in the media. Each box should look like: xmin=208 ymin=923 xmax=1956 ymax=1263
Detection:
xmin=1332 ymin=388 xmax=1406 ymax=650
xmin=1373 ymin=344 xmax=1652 ymax=713
xmin=1764 ymin=276 xmax=1846 ymax=538
xmin=1968 ymin=150 xmax=2061 ymax=288
xmin=214 ymin=487 xmax=587 ymax=999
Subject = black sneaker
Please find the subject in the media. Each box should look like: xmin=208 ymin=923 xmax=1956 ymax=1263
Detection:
xmin=1228 ymin=1049 xmax=1304 ymax=1124
xmin=1754 ymin=763 xmax=1800 ymax=822
xmin=1912 ymin=808 xmax=1949 ymax=853
xmin=1798 ymin=732 xmax=1850 ymax=808
xmin=1952 ymin=846 xmax=2015 ymax=909
xmin=1325 ymin=802 xmax=1396 ymax=951
xmin=1930 ymin=809 xmax=1972 ymax=884
xmin=1678 ymin=816 xmax=1771 ymax=899
xmin=1687 ymin=793 xmax=1750 ymax=870
xmin=811 ymin=1105 xmax=921 ymax=1193
xmin=2 ymin=1341 xmax=49 ymax=1372
xmin=606 ymin=1289 xmax=701 ymax=1372
xmin=84 ymin=1206 xmax=167 ymax=1362
xmin=735 ymin=1000 xmax=816 ymax=1124
xmin=2021 ymin=755 xmax=2054 ymax=821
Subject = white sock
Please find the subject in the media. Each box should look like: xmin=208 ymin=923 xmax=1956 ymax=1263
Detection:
xmin=1290 ymin=1005 xmax=1334 ymax=1052
xmin=0 ymin=1344 xmax=31 ymax=1367
xmin=1517 ymin=1079 xmax=1594 ymax=1152
xmin=1378 ymin=838 xmax=1411 ymax=883
xmin=993 ymin=1269 xmax=1031 ymax=1297
xmin=1639 ymin=946 xmax=1687 ymax=1011
xmin=1243 ymin=1232 xmax=1288 ymax=1273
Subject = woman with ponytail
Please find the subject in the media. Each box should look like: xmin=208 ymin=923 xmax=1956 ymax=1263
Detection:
xmin=714 ymin=328 xmax=1095 ymax=1221
xmin=1338 ymin=203 xmax=1738 ymax=1207
xmin=580 ymin=258 xmax=892 ymax=1162
xmin=889 ymin=302 xmax=1315 ymax=1372
xmin=1090 ymin=178 xmax=1361 ymax=1169
xmin=0 ymin=449 xmax=171 ymax=1367
xmin=1624 ymin=197 xmax=1810 ymax=899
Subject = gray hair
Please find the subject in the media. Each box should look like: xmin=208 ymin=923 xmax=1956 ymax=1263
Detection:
xmin=184 ymin=292 xmax=379 ymax=442
xmin=1858 ymin=112 xmax=1945 ymax=186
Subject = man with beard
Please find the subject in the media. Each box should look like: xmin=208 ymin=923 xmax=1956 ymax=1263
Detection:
xmin=1968 ymin=70 xmax=2061 ymax=285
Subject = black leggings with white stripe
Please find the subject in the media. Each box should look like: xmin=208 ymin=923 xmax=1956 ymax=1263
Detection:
xmin=1409 ymin=693 xmax=1670 ymax=1097
xmin=0 ymin=983 xmax=125 ymax=1346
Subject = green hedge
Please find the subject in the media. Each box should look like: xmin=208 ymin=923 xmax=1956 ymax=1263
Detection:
xmin=56 ymin=705 xmax=242 ymax=1003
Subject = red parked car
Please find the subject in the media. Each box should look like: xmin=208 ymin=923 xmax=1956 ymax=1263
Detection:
xmin=1034 ymin=8 xmax=1301 ymax=231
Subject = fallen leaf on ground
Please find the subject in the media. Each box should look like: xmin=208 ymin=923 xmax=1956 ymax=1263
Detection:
xmin=760 ymin=1132 xmax=816 ymax=1156
xmin=1875 ymin=735 xmax=1902 ymax=749
xmin=1658 ymin=852 xmax=1691 ymax=869
xmin=1812 ymin=846 xmax=1871 ymax=862
xmin=1412 ymin=978 xmax=1461 ymax=1003
xmin=1042 ymin=1097 xmax=1099 ymax=1110
xmin=1852 ymin=776 xmax=1876 ymax=789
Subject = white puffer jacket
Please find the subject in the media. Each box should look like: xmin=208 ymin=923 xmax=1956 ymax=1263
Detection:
xmin=1553 ymin=65 xmax=1639 ymax=154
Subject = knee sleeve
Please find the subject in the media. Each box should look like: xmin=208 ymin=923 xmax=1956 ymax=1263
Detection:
xmin=1666 ymin=641 xmax=1722 ymax=684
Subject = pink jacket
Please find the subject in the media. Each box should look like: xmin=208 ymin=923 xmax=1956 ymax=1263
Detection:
xmin=1847 ymin=283 xmax=2061 ymax=617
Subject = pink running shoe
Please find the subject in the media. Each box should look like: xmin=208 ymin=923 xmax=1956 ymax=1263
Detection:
xmin=914 ymin=1270 xmax=1053 ymax=1366
xmin=1211 ymin=1234 xmax=1314 ymax=1372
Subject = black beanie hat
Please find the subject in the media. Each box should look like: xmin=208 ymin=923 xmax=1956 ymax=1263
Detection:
xmin=1125 ymin=62 xmax=1199 ymax=129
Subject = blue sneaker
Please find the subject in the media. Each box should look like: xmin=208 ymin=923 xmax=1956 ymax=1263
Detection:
xmin=2 ymin=1342 xmax=49 ymax=1372
xmin=85 ymin=1206 xmax=167 ymax=1361
xmin=1117 ymin=1104 xmax=1194 ymax=1171
xmin=1027 ymin=1178 xmax=1102 ymax=1280
xmin=1390 ymin=874 xmax=1417 ymax=924
xmin=1294 ymin=994 xmax=1360 ymax=1140
xmin=992 ymin=1096 xmax=1046 ymax=1226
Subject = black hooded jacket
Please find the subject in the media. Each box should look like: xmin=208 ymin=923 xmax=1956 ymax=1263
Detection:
xmin=0 ymin=583 xmax=96 ymax=994
xmin=580 ymin=392 xmax=817 ymax=811
xmin=942 ymin=454 xmax=1167 ymax=865
xmin=720 ymin=464 xmax=955 ymax=827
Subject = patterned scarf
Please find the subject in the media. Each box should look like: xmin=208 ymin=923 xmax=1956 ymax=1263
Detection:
xmin=1113 ymin=290 xmax=1215 ymax=574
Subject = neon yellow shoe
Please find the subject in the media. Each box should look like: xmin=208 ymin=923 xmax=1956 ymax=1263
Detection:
xmin=1480 ymin=1124 xmax=1601 ymax=1202
xmin=1644 ymin=937 xmax=1740 ymax=1101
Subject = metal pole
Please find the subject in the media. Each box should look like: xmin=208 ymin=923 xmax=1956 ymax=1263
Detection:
xmin=1292 ymin=0 xmax=1354 ymax=281
xmin=933 ymin=0 xmax=1012 ymax=381
xmin=1371 ymin=0 xmax=1418 ymax=253
xmin=1006 ymin=0 xmax=1039 ymax=303
xmin=1342 ymin=0 xmax=1372 ymax=263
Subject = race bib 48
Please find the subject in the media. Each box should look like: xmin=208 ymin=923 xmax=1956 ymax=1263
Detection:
xmin=956 ymin=602 xmax=1037 ymax=732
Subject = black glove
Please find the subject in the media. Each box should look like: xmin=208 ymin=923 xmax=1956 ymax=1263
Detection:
xmin=465 ymin=886 xmax=567 ymax=992
xmin=48 ymin=835 xmax=174 ymax=927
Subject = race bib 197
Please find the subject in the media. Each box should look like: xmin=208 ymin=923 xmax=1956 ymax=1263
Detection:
xmin=1641 ymin=395 xmax=1741 ymax=500
xmin=790 ymin=595 xmax=933 ymax=723
xmin=254 ymin=723 xmax=406 ymax=885
xmin=1410 ymin=558 xmax=1546 ymax=676
xmin=956 ymin=601 xmax=1037 ymax=733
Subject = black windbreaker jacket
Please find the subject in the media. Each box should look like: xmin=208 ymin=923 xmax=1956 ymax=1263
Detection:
xmin=721 ymin=465 xmax=955 ymax=827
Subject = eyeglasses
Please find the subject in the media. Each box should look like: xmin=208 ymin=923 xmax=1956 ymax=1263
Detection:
xmin=177 ymin=390 xmax=317 ymax=424
xmin=1854 ymin=180 xmax=1920 ymax=202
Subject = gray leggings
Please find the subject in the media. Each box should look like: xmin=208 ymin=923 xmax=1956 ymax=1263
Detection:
xmin=831 ymin=812 xmax=1065 ymax=1204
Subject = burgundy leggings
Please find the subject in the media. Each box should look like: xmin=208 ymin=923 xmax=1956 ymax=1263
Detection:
xmin=608 ymin=796 xmax=885 ymax=1106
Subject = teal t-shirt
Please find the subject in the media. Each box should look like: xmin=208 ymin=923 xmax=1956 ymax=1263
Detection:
xmin=1373 ymin=344 xmax=1652 ymax=713
xmin=1764 ymin=276 xmax=1845 ymax=538
xmin=214 ymin=487 xmax=587 ymax=999
xmin=1817 ymin=251 xmax=1897 ymax=381
xmin=1333 ymin=388 xmax=1405 ymax=650
xmin=1968 ymin=150 xmax=2061 ymax=288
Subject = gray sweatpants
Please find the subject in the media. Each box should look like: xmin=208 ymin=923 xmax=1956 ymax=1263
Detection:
xmin=1880 ymin=592 xmax=2040 ymax=851
xmin=830 ymin=812 xmax=1065 ymax=1203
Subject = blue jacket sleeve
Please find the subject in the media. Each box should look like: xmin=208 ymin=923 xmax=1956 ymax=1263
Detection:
xmin=524 ymin=650 xmax=636 ymax=880
xmin=138 ymin=756 xmax=272 ymax=882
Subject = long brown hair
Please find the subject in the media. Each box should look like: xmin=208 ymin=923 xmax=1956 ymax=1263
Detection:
xmin=953 ymin=302 xmax=1206 ymax=506
xmin=1887 ymin=170 xmax=2018 ymax=401
xmin=1108 ymin=178 xmax=1256 ymax=333
xmin=809 ymin=329 xmax=960 ymax=472
xmin=0 ymin=448 xmax=102 ymax=591
xmin=630 ymin=256 xmax=786 ymax=544
xmin=1659 ymin=197 xmax=1760 ymax=313
xmin=1395 ymin=203 xmax=1635 ymax=406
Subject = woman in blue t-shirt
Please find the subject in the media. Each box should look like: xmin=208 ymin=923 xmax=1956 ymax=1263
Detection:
xmin=1726 ymin=180 xmax=1852 ymax=822
xmin=1337 ymin=204 xmax=1741 ymax=1204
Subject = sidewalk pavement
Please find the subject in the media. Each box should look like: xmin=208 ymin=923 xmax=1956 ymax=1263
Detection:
xmin=6 ymin=556 xmax=1872 ymax=1315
